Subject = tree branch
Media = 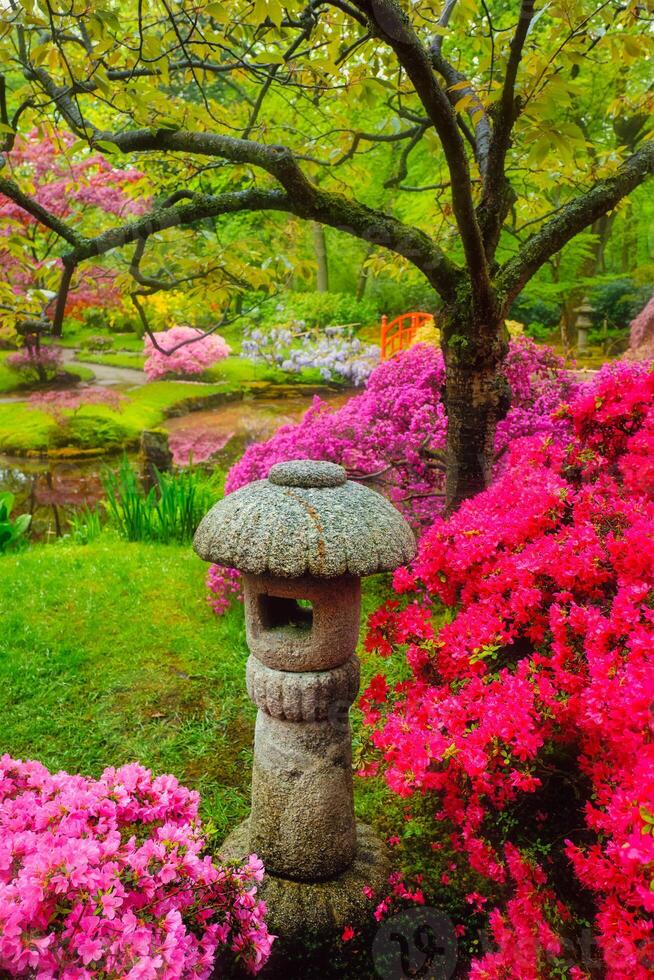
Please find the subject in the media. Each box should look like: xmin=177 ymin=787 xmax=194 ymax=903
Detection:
xmin=428 ymin=0 xmax=492 ymax=178
xmin=0 ymin=174 xmax=83 ymax=247
xmin=496 ymin=140 xmax=654 ymax=306
xmin=477 ymin=0 xmax=535 ymax=256
xmin=68 ymin=180 xmax=458 ymax=300
xmin=351 ymin=0 xmax=492 ymax=312
xmin=31 ymin=125 xmax=457 ymax=299
xmin=51 ymin=259 xmax=76 ymax=337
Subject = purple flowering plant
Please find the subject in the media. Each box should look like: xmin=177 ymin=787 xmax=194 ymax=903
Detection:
xmin=241 ymin=321 xmax=379 ymax=387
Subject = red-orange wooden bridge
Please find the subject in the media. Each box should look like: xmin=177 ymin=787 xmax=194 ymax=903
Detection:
xmin=380 ymin=311 xmax=433 ymax=360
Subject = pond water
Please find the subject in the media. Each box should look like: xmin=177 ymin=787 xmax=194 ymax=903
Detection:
xmin=0 ymin=389 xmax=350 ymax=539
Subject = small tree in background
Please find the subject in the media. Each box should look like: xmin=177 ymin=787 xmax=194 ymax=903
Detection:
xmin=0 ymin=130 xmax=147 ymax=337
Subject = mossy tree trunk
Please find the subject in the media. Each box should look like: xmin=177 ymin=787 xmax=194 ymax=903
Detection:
xmin=441 ymin=305 xmax=510 ymax=512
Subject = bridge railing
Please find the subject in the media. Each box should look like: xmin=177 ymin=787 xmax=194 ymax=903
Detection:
xmin=380 ymin=311 xmax=433 ymax=360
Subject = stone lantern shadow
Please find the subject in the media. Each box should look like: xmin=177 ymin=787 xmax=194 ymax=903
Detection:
xmin=193 ymin=459 xmax=415 ymax=953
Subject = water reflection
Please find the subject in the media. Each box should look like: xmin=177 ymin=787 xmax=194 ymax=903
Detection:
xmin=0 ymin=389 xmax=350 ymax=538
xmin=0 ymin=456 xmax=110 ymax=539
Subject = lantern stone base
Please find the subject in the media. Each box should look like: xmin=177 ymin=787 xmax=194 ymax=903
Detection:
xmin=220 ymin=819 xmax=389 ymax=949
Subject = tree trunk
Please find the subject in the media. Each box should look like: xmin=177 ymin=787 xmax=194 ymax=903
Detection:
xmin=442 ymin=313 xmax=510 ymax=513
xmin=355 ymin=244 xmax=373 ymax=300
xmin=311 ymin=222 xmax=329 ymax=293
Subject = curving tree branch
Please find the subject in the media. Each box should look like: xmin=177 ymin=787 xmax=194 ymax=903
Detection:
xmin=497 ymin=140 xmax=654 ymax=305
xmin=349 ymin=0 xmax=492 ymax=313
xmin=0 ymin=174 xmax=83 ymax=247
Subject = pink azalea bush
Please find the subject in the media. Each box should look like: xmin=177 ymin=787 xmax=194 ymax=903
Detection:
xmin=227 ymin=337 xmax=578 ymax=529
xmin=144 ymin=328 xmax=230 ymax=381
xmin=208 ymin=339 xmax=578 ymax=616
xmin=362 ymin=361 xmax=654 ymax=978
xmin=0 ymin=756 xmax=272 ymax=978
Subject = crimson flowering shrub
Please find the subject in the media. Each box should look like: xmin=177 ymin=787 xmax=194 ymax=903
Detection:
xmin=144 ymin=327 xmax=230 ymax=381
xmin=0 ymin=756 xmax=272 ymax=979
xmin=362 ymin=361 xmax=654 ymax=978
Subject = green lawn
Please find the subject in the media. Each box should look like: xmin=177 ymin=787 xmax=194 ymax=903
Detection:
xmin=0 ymin=350 xmax=19 ymax=393
xmin=74 ymin=351 xmax=146 ymax=370
xmin=56 ymin=325 xmax=145 ymax=353
xmin=0 ymin=538 xmax=402 ymax=837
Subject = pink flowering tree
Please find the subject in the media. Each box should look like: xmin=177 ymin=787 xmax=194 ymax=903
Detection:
xmin=29 ymin=387 xmax=127 ymax=419
xmin=0 ymin=756 xmax=272 ymax=978
xmin=0 ymin=130 xmax=146 ymax=336
xmin=144 ymin=326 xmax=231 ymax=381
xmin=6 ymin=344 xmax=63 ymax=384
xmin=362 ymin=362 xmax=654 ymax=978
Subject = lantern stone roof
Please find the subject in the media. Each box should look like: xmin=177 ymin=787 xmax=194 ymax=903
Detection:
xmin=193 ymin=460 xmax=416 ymax=579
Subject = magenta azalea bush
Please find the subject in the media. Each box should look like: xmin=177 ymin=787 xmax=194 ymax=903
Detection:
xmin=362 ymin=362 xmax=654 ymax=978
xmin=227 ymin=337 xmax=578 ymax=529
xmin=144 ymin=328 xmax=230 ymax=381
xmin=0 ymin=757 xmax=272 ymax=978
xmin=208 ymin=339 xmax=578 ymax=615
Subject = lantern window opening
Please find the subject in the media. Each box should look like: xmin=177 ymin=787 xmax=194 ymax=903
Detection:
xmin=258 ymin=593 xmax=314 ymax=634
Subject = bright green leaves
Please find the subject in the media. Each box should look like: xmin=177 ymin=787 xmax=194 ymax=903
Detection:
xmin=253 ymin=0 xmax=284 ymax=27
xmin=0 ymin=492 xmax=30 ymax=554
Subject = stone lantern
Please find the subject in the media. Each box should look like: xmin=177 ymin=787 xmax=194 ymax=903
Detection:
xmin=575 ymin=297 xmax=594 ymax=352
xmin=193 ymin=459 xmax=415 ymax=945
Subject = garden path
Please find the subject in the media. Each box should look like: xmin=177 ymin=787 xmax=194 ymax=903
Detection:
xmin=61 ymin=348 xmax=146 ymax=386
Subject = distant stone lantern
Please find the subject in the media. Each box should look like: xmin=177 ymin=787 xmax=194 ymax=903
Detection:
xmin=193 ymin=459 xmax=415 ymax=945
xmin=575 ymin=297 xmax=594 ymax=352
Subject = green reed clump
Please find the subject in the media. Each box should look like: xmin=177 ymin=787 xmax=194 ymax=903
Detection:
xmin=68 ymin=505 xmax=104 ymax=545
xmin=103 ymin=458 xmax=214 ymax=544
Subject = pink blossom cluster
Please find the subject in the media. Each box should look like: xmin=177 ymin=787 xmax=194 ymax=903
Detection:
xmin=144 ymin=328 xmax=231 ymax=381
xmin=0 ymin=756 xmax=272 ymax=978
xmin=363 ymin=361 xmax=654 ymax=978
xmin=29 ymin=387 xmax=126 ymax=420
xmin=206 ymin=565 xmax=243 ymax=615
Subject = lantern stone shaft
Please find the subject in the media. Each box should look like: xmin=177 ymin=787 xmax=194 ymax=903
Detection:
xmin=193 ymin=460 xmax=416 ymax=943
